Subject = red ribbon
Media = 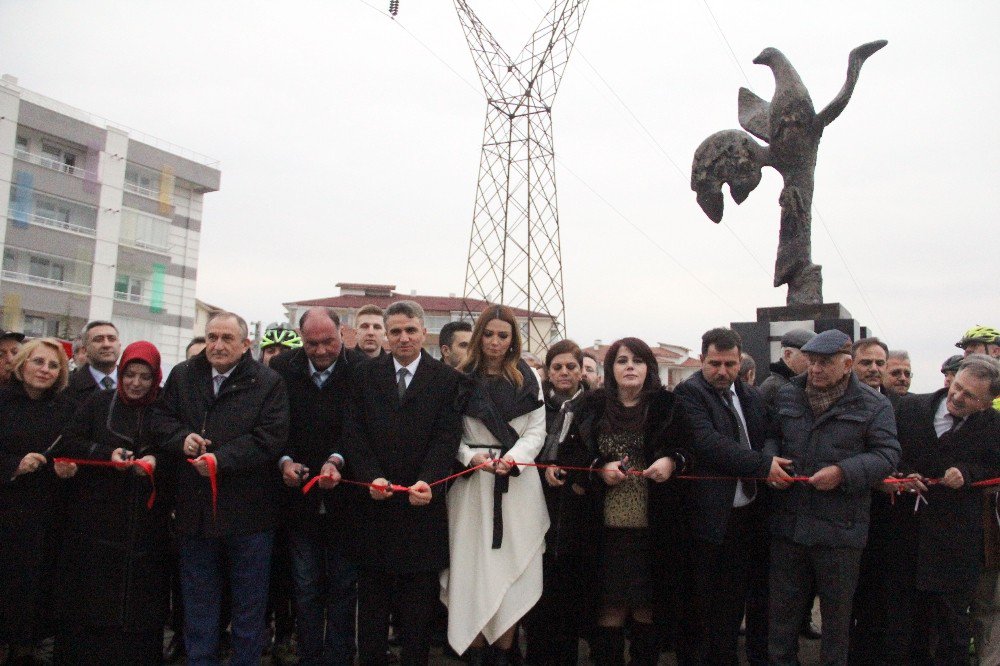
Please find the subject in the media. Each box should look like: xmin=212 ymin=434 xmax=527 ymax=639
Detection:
xmin=52 ymin=457 xmax=156 ymax=509
xmin=298 ymin=458 xmax=1000 ymax=496
xmin=187 ymin=455 xmax=218 ymax=520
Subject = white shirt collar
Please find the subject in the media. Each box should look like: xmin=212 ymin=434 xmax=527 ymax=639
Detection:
xmin=393 ymin=353 xmax=421 ymax=378
xmin=88 ymin=365 xmax=117 ymax=385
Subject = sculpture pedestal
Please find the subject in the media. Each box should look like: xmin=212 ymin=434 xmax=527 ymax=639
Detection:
xmin=731 ymin=303 xmax=870 ymax=386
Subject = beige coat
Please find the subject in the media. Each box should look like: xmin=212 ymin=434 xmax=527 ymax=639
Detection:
xmin=440 ymin=384 xmax=548 ymax=653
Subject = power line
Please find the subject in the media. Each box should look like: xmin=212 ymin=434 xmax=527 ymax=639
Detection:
xmin=700 ymin=0 xmax=753 ymax=89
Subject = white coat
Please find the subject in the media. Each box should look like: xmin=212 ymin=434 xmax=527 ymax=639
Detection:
xmin=440 ymin=380 xmax=549 ymax=654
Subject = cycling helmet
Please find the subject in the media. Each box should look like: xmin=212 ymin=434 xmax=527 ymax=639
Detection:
xmin=260 ymin=326 xmax=302 ymax=350
xmin=956 ymin=325 xmax=1000 ymax=350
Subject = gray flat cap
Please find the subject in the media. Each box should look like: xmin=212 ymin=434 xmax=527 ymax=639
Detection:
xmin=780 ymin=329 xmax=816 ymax=349
xmin=801 ymin=330 xmax=852 ymax=356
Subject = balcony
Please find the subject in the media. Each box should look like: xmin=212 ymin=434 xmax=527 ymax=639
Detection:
xmin=2 ymin=269 xmax=90 ymax=294
xmin=14 ymin=148 xmax=89 ymax=179
xmin=123 ymin=180 xmax=160 ymax=200
xmin=114 ymin=290 xmax=147 ymax=305
xmin=8 ymin=211 xmax=96 ymax=236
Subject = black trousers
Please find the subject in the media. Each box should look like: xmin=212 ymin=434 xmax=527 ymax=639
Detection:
xmin=691 ymin=502 xmax=768 ymax=666
xmin=357 ymin=568 xmax=439 ymax=666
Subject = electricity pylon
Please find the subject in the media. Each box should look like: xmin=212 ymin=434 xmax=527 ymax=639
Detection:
xmin=454 ymin=0 xmax=589 ymax=351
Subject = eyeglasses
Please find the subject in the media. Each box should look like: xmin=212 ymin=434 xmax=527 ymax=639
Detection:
xmin=888 ymin=369 xmax=912 ymax=378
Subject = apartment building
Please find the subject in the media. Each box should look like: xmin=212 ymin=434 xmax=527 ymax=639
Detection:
xmin=0 ymin=75 xmax=220 ymax=366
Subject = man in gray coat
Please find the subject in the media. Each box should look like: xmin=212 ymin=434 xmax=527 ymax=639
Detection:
xmin=764 ymin=329 xmax=900 ymax=666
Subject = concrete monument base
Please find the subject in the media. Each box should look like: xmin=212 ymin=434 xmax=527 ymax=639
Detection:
xmin=732 ymin=303 xmax=870 ymax=386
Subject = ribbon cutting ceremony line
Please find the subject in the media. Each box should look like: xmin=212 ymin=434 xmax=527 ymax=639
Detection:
xmin=297 ymin=459 xmax=1000 ymax=496
xmin=187 ymin=455 xmax=218 ymax=519
xmin=52 ymin=457 xmax=156 ymax=509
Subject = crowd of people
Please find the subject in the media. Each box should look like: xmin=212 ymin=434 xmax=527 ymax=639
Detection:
xmin=0 ymin=308 xmax=999 ymax=666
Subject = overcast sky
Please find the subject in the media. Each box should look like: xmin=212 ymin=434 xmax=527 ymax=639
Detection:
xmin=2 ymin=1 xmax=997 ymax=391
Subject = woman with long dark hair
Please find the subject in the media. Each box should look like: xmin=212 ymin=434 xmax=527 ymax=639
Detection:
xmin=54 ymin=341 xmax=171 ymax=665
xmin=0 ymin=338 xmax=74 ymax=664
xmin=441 ymin=305 xmax=548 ymax=664
xmin=555 ymin=337 xmax=694 ymax=665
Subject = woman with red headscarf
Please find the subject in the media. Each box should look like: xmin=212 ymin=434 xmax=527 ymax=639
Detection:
xmin=53 ymin=341 xmax=171 ymax=665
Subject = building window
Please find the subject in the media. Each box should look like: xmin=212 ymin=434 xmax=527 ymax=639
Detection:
xmin=40 ymin=142 xmax=78 ymax=174
xmin=124 ymin=165 xmax=160 ymax=199
xmin=120 ymin=208 xmax=170 ymax=252
xmin=29 ymin=256 xmax=65 ymax=283
xmin=15 ymin=136 xmax=28 ymax=153
xmin=114 ymin=275 xmax=145 ymax=304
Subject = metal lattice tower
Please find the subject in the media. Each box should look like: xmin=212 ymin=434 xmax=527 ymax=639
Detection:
xmin=455 ymin=0 xmax=589 ymax=351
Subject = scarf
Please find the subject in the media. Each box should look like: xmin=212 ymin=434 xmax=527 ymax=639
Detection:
xmin=116 ymin=341 xmax=162 ymax=406
xmin=804 ymin=374 xmax=849 ymax=415
xmin=463 ymin=359 xmax=543 ymax=548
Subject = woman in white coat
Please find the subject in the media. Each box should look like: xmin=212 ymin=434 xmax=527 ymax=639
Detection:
xmin=441 ymin=304 xmax=548 ymax=664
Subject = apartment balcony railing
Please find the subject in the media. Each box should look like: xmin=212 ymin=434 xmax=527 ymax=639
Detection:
xmin=1 ymin=269 xmax=90 ymax=294
xmin=14 ymin=148 xmax=89 ymax=179
xmin=8 ymin=212 xmax=96 ymax=236
xmin=123 ymin=180 xmax=160 ymax=199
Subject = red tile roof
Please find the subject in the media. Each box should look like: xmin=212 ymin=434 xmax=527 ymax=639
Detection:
xmin=286 ymin=293 xmax=547 ymax=319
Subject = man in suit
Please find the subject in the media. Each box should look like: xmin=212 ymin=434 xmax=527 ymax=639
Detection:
xmin=153 ymin=311 xmax=289 ymax=665
xmin=674 ymin=328 xmax=793 ymax=665
xmin=342 ymin=300 xmax=463 ymax=665
xmin=877 ymin=355 xmax=1000 ymax=663
xmin=66 ymin=320 xmax=121 ymax=404
xmin=271 ymin=307 xmax=366 ymax=665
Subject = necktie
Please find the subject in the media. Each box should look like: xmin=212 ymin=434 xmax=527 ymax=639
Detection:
xmin=947 ymin=414 xmax=964 ymax=435
xmin=397 ymin=368 xmax=409 ymax=400
xmin=100 ymin=376 xmax=115 ymax=390
xmin=313 ymin=371 xmax=324 ymax=388
xmin=213 ymin=374 xmax=225 ymax=396
xmin=723 ymin=390 xmax=756 ymax=502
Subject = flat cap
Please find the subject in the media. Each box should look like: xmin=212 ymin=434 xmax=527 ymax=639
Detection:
xmin=800 ymin=329 xmax=852 ymax=356
xmin=780 ymin=328 xmax=816 ymax=349
xmin=940 ymin=354 xmax=963 ymax=374
xmin=0 ymin=330 xmax=25 ymax=342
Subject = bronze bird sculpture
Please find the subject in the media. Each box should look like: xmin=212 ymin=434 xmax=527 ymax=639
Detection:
xmin=691 ymin=40 xmax=887 ymax=305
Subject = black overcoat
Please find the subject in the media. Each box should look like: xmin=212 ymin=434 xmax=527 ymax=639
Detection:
xmin=150 ymin=350 xmax=289 ymax=537
xmin=56 ymin=390 xmax=171 ymax=636
xmin=0 ymin=384 xmax=75 ymax=644
xmin=269 ymin=345 xmax=367 ymax=552
xmin=891 ymin=390 xmax=1000 ymax=593
xmin=556 ymin=387 xmax=694 ymax=623
xmin=341 ymin=351 xmax=463 ymax=574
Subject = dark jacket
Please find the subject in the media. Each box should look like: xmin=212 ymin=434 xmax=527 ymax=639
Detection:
xmin=269 ymin=346 xmax=366 ymax=545
xmin=151 ymin=350 xmax=289 ymax=537
xmin=341 ymin=351 xmax=463 ymax=574
xmin=557 ymin=387 xmax=694 ymax=621
xmin=674 ymin=371 xmax=771 ymax=544
xmin=56 ymin=390 xmax=171 ymax=633
xmin=0 ymin=384 xmax=76 ymax=643
xmin=66 ymin=363 xmax=105 ymax=408
xmin=889 ymin=391 xmax=1000 ymax=593
xmin=764 ymin=373 xmax=900 ymax=549
xmin=538 ymin=384 xmax=588 ymax=559
xmin=759 ymin=358 xmax=796 ymax=408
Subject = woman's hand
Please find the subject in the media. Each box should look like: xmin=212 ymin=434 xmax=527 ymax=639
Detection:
xmin=14 ymin=452 xmax=46 ymax=477
xmin=111 ymin=448 xmax=133 ymax=466
xmin=642 ymin=456 xmax=676 ymax=483
xmin=53 ymin=460 xmax=78 ymax=479
xmin=494 ymin=456 xmax=516 ymax=476
xmin=600 ymin=460 xmax=626 ymax=486
xmin=545 ymin=466 xmax=565 ymax=487
xmin=470 ymin=452 xmax=496 ymax=474
xmin=134 ymin=455 xmax=156 ymax=477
